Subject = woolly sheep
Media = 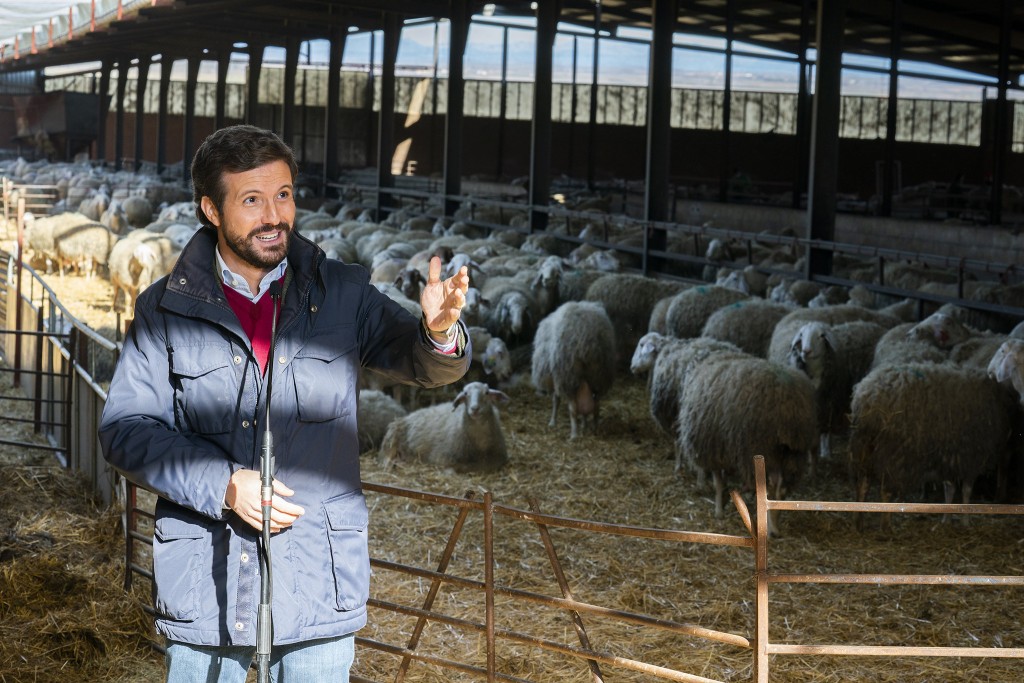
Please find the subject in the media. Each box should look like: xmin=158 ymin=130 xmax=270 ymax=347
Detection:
xmin=356 ymin=389 xmax=407 ymax=454
xmin=121 ymin=195 xmax=154 ymax=229
xmin=482 ymin=279 xmax=541 ymax=347
xmin=769 ymin=278 xmax=822 ymax=307
xmin=664 ymin=285 xmax=750 ymax=340
xmin=108 ymin=229 xmax=179 ymax=314
xmin=849 ymin=363 xmax=1017 ymax=518
xmin=52 ymin=219 xmax=117 ymax=278
xmin=465 ymin=326 xmax=513 ymax=386
xmin=676 ymin=351 xmax=817 ymax=535
xmin=701 ymin=298 xmax=794 ymax=357
xmin=869 ymin=322 xmax=949 ymax=369
xmin=584 ymin=273 xmax=687 ymax=367
xmin=631 ymin=333 xmax=745 ymax=471
xmin=24 ymin=211 xmax=96 ymax=272
xmin=785 ymin=320 xmax=887 ymax=466
xmin=378 ymin=381 xmax=511 ymax=472
xmin=768 ymin=304 xmax=900 ymax=365
xmin=531 ymin=301 xmax=617 ymax=439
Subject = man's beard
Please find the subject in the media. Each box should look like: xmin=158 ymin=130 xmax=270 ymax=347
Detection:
xmin=224 ymin=222 xmax=291 ymax=270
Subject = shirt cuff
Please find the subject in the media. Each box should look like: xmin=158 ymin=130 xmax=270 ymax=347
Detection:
xmin=422 ymin=315 xmax=460 ymax=355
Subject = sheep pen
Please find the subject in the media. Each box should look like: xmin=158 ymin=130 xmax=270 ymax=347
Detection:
xmin=2 ymin=263 xmax=1023 ymax=683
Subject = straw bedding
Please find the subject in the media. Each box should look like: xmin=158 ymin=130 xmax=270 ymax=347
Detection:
xmin=1 ymin=269 xmax=1022 ymax=683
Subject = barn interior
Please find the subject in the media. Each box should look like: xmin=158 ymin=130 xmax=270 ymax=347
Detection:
xmin=0 ymin=2 xmax=1023 ymax=682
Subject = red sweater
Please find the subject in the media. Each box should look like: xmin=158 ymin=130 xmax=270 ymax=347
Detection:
xmin=222 ymin=281 xmax=282 ymax=375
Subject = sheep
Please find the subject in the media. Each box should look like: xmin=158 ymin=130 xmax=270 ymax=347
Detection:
xmin=482 ymin=279 xmax=541 ymax=348
xmin=848 ymin=362 xmax=1017 ymax=523
xmin=644 ymin=296 xmax=674 ymax=336
xmin=465 ymin=326 xmax=513 ymax=386
xmin=676 ymin=352 xmax=817 ymax=535
xmin=23 ymin=211 xmax=96 ymax=272
xmin=108 ymin=229 xmax=179 ymax=314
xmin=121 ymin=195 xmax=154 ymax=230
xmin=356 ymin=389 xmax=407 ymax=454
xmin=531 ymin=301 xmax=617 ymax=439
xmin=662 ymin=285 xmax=748 ymax=339
xmin=869 ymin=322 xmax=949 ymax=369
xmin=630 ymin=333 xmax=745 ymax=472
xmin=769 ymin=278 xmax=823 ymax=307
xmin=51 ymin=219 xmax=118 ymax=278
xmin=584 ymin=273 xmax=688 ymax=367
xmin=768 ymin=304 xmax=900 ymax=365
xmin=700 ymin=298 xmax=794 ymax=357
xmin=785 ymin=320 xmax=888 ymax=468
xmin=378 ymin=381 xmax=511 ymax=472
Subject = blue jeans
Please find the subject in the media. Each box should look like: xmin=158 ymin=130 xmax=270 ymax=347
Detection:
xmin=165 ymin=634 xmax=355 ymax=683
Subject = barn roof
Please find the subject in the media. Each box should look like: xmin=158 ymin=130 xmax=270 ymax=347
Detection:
xmin=0 ymin=0 xmax=1021 ymax=83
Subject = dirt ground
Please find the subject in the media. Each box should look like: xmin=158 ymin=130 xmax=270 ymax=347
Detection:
xmin=2 ymin=266 xmax=1023 ymax=683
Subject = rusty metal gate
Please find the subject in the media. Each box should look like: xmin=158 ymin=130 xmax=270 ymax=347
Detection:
xmin=0 ymin=251 xmax=119 ymax=503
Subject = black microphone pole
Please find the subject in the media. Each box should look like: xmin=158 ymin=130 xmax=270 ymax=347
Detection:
xmin=256 ymin=280 xmax=282 ymax=683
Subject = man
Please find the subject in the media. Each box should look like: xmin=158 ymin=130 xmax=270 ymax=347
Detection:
xmin=99 ymin=124 xmax=471 ymax=681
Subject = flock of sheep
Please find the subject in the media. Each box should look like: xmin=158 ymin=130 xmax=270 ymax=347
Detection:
xmin=5 ymin=155 xmax=1024 ymax=533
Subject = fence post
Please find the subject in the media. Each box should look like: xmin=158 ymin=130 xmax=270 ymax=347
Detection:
xmin=13 ymin=195 xmax=24 ymax=386
xmin=753 ymin=455 xmax=770 ymax=683
xmin=33 ymin=304 xmax=44 ymax=433
xmin=484 ymin=490 xmax=495 ymax=683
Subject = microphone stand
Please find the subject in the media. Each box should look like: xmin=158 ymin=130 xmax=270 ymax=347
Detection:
xmin=256 ymin=281 xmax=282 ymax=683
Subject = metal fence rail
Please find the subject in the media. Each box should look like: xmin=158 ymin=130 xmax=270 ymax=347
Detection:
xmin=740 ymin=455 xmax=1024 ymax=683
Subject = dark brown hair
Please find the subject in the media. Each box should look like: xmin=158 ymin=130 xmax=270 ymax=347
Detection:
xmin=190 ymin=125 xmax=298 ymax=229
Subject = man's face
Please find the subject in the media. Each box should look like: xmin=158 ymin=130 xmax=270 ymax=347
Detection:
xmin=201 ymin=159 xmax=296 ymax=279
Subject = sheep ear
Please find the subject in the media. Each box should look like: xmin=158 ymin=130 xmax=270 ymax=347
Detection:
xmin=821 ymin=329 xmax=836 ymax=351
xmin=453 ymin=389 xmax=469 ymax=409
xmin=487 ymin=389 xmax=511 ymax=404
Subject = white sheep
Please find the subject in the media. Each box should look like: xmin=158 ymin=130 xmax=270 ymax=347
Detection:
xmin=584 ymin=273 xmax=687 ymax=368
xmin=785 ymin=320 xmax=887 ymax=467
xmin=378 ymin=381 xmax=511 ymax=472
xmin=676 ymin=351 xmax=817 ymax=535
xmin=631 ymin=332 xmax=745 ymax=473
xmin=664 ymin=285 xmax=751 ymax=340
xmin=768 ymin=304 xmax=900 ymax=365
xmin=108 ymin=229 xmax=179 ymax=314
xmin=52 ymin=219 xmax=117 ymax=278
xmin=356 ymin=389 xmax=407 ymax=454
xmin=466 ymin=326 xmax=513 ymax=386
xmin=531 ymin=300 xmax=617 ymax=439
xmin=700 ymin=298 xmax=794 ymax=357
xmin=849 ymin=362 xmax=1018 ymax=521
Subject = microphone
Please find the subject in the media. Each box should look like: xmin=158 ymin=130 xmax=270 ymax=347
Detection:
xmin=256 ymin=279 xmax=283 ymax=683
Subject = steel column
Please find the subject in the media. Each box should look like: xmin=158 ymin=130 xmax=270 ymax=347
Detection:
xmin=133 ymin=56 xmax=151 ymax=172
xmin=444 ymin=1 xmax=469 ymax=218
xmin=376 ymin=13 xmax=401 ymax=218
xmin=96 ymin=59 xmax=112 ymax=164
xmin=530 ymin=0 xmax=560 ymax=232
xmin=247 ymin=43 xmax=265 ymax=126
xmin=324 ymin=26 xmax=345 ymax=189
xmin=283 ymin=36 xmax=299 ymax=145
xmin=990 ymin=0 xmax=1011 ymax=225
xmin=114 ymin=60 xmax=128 ymax=170
xmin=805 ymin=0 xmax=846 ymax=280
xmin=644 ymin=0 xmax=676 ymax=276
xmin=881 ymin=0 xmax=901 ymax=217
xmin=718 ymin=0 xmax=734 ymax=203
xmin=792 ymin=0 xmax=812 ymax=210
xmin=183 ymin=56 xmax=200 ymax=184
xmin=156 ymin=57 xmax=172 ymax=174
xmin=215 ymin=49 xmax=230 ymax=130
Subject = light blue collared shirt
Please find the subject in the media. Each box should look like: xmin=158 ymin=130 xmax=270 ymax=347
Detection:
xmin=215 ymin=247 xmax=287 ymax=303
